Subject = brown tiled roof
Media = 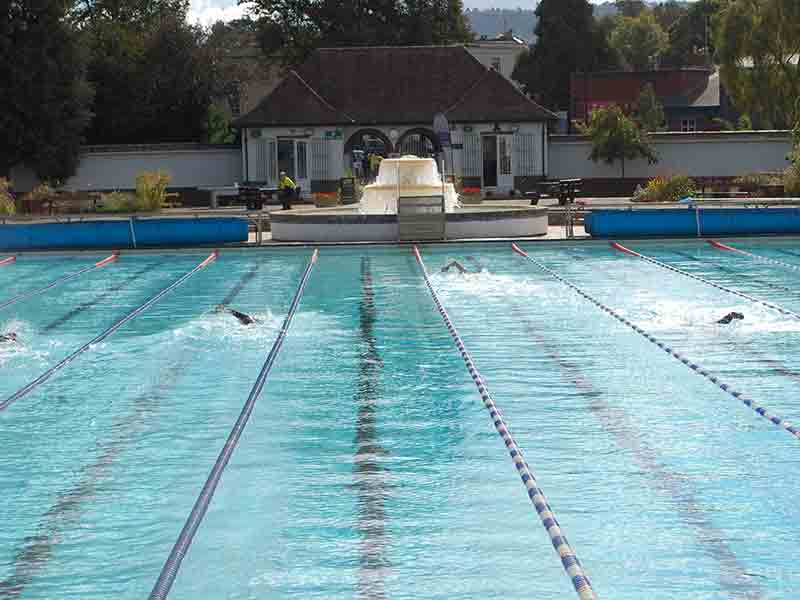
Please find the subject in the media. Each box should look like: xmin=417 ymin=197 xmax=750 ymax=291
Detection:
xmin=233 ymin=46 xmax=556 ymax=127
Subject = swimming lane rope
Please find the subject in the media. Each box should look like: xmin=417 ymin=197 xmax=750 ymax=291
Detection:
xmin=609 ymin=242 xmax=800 ymax=321
xmin=0 ymin=256 xmax=16 ymax=266
xmin=708 ymin=240 xmax=800 ymax=274
xmin=512 ymin=243 xmax=800 ymax=441
xmin=148 ymin=248 xmax=319 ymax=600
xmin=0 ymin=251 xmax=217 ymax=412
xmin=0 ymin=252 xmax=119 ymax=311
xmin=413 ymin=245 xmax=597 ymax=600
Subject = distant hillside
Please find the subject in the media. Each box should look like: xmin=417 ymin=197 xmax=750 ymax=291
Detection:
xmin=464 ymin=2 xmax=693 ymax=42
xmin=464 ymin=8 xmax=536 ymax=43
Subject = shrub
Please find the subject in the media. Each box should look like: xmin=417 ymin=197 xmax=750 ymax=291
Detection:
xmin=734 ymin=172 xmax=783 ymax=187
xmin=135 ymin=170 xmax=171 ymax=211
xmin=97 ymin=191 xmax=143 ymax=213
xmin=785 ymin=165 xmax=800 ymax=196
xmin=632 ymin=175 xmax=696 ymax=203
xmin=0 ymin=178 xmax=15 ymax=215
xmin=21 ymin=184 xmax=56 ymax=213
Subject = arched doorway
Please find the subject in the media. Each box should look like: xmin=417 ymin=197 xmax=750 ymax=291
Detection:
xmin=345 ymin=129 xmax=393 ymax=156
xmin=344 ymin=129 xmax=394 ymax=181
xmin=396 ymin=128 xmax=440 ymax=157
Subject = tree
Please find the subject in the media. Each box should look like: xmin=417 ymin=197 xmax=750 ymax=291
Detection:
xmin=70 ymin=0 xmax=190 ymax=29
xmin=637 ymin=83 xmax=665 ymax=132
xmin=717 ymin=0 xmax=800 ymax=129
xmin=615 ymin=1 xmax=646 ymax=19
xmin=252 ymin=0 xmax=471 ymax=67
xmin=653 ymin=1 xmax=688 ymax=31
xmin=81 ymin=6 xmax=216 ymax=144
xmin=512 ymin=0 xmax=617 ymax=111
xmin=579 ymin=105 xmax=658 ymax=178
xmin=0 ymin=1 xmax=93 ymax=180
xmin=661 ymin=0 xmax=720 ymax=68
xmin=610 ymin=11 xmax=669 ymax=71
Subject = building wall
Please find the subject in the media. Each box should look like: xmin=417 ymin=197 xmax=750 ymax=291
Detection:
xmin=570 ymin=69 xmax=713 ymax=121
xmin=465 ymin=42 xmax=527 ymax=80
xmin=549 ymin=131 xmax=792 ymax=180
xmin=244 ymin=122 xmax=547 ymax=191
xmin=11 ymin=144 xmax=242 ymax=193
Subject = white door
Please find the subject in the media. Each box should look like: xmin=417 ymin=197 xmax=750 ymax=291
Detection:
xmin=295 ymin=140 xmax=309 ymax=197
xmin=497 ymin=135 xmax=514 ymax=190
xmin=481 ymin=134 xmax=514 ymax=191
xmin=278 ymin=139 xmax=310 ymax=198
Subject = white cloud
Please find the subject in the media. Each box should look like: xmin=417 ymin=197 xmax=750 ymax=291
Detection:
xmin=187 ymin=0 xmax=252 ymax=26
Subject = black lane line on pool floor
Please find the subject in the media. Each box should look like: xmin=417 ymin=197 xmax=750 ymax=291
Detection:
xmin=0 ymin=251 xmax=217 ymax=413
xmin=514 ymin=244 xmax=800 ymax=441
xmin=42 ymin=262 xmax=161 ymax=333
xmin=467 ymin=253 xmax=764 ymax=596
xmin=589 ymin=248 xmax=800 ymax=386
xmin=513 ymin=314 xmax=764 ymax=598
xmin=414 ymin=246 xmax=597 ymax=600
xmin=0 ymin=253 xmax=119 ymax=312
xmin=353 ymin=257 xmax=390 ymax=600
xmin=149 ymin=249 xmax=319 ymax=600
xmin=0 ymin=265 xmax=262 ymax=598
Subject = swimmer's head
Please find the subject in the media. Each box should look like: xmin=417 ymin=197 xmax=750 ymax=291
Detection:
xmin=4 ymin=333 xmax=17 ymax=341
xmin=731 ymin=312 xmax=744 ymax=321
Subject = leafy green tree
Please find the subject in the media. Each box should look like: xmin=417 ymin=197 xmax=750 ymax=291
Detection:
xmin=70 ymin=0 xmax=189 ymax=28
xmin=512 ymin=0 xmax=617 ymax=111
xmin=717 ymin=0 xmax=800 ymax=129
xmin=253 ymin=0 xmax=471 ymax=66
xmin=206 ymin=105 xmax=236 ymax=144
xmin=579 ymin=105 xmax=658 ymax=178
xmin=81 ymin=7 xmax=216 ymax=144
xmin=615 ymin=1 xmax=646 ymax=19
xmin=637 ymin=83 xmax=665 ymax=132
xmin=652 ymin=1 xmax=689 ymax=30
xmin=661 ymin=0 xmax=720 ymax=68
xmin=0 ymin=1 xmax=93 ymax=180
xmin=610 ymin=11 xmax=669 ymax=71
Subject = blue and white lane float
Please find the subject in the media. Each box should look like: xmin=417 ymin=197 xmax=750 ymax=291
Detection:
xmin=708 ymin=239 xmax=800 ymax=273
xmin=413 ymin=245 xmax=597 ymax=600
xmin=0 ymin=251 xmax=217 ymax=412
xmin=149 ymin=249 xmax=319 ymax=600
xmin=609 ymin=241 xmax=800 ymax=321
xmin=512 ymin=243 xmax=800 ymax=441
xmin=0 ymin=251 xmax=119 ymax=311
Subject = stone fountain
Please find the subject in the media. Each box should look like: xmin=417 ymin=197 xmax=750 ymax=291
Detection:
xmin=360 ymin=156 xmax=460 ymax=214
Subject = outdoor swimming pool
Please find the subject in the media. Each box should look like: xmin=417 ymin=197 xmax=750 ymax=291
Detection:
xmin=2 ymin=240 xmax=800 ymax=599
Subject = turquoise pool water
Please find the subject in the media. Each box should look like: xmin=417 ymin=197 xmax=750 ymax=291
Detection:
xmin=2 ymin=241 xmax=800 ymax=599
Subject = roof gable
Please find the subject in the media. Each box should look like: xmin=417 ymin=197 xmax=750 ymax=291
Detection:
xmin=235 ymin=45 xmax=555 ymax=127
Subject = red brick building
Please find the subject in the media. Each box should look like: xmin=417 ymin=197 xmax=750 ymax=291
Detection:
xmin=570 ymin=68 xmax=735 ymax=132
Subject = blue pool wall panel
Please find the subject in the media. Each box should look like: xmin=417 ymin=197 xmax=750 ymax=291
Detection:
xmin=585 ymin=208 xmax=800 ymax=237
xmin=0 ymin=218 xmax=248 ymax=250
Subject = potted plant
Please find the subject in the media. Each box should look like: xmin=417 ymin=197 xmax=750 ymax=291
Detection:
xmin=313 ymin=192 xmax=340 ymax=207
xmin=460 ymin=186 xmax=482 ymax=204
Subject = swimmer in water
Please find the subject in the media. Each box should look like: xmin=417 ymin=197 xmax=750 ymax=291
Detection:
xmin=441 ymin=260 xmax=468 ymax=274
xmin=0 ymin=332 xmax=18 ymax=343
xmin=215 ymin=304 xmax=257 ymax=326
xmin=717 ymin=312 xmax=744 ymax=325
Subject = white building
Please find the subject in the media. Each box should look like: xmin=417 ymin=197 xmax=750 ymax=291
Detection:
xmin=233 ymin=45 xmax=556 ymax=197
xmin=465 ymin=31 xmax=528 ymax=81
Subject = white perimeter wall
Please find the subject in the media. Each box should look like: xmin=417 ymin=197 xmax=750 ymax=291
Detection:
xmin=549 ymin=131 xmax=793 ymax=180
xmin=11 ymin=145 xmax=242 ymax=193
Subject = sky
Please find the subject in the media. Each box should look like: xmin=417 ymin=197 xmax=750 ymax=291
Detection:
xmin=187 ymin=0 xmax=695 ymax=27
